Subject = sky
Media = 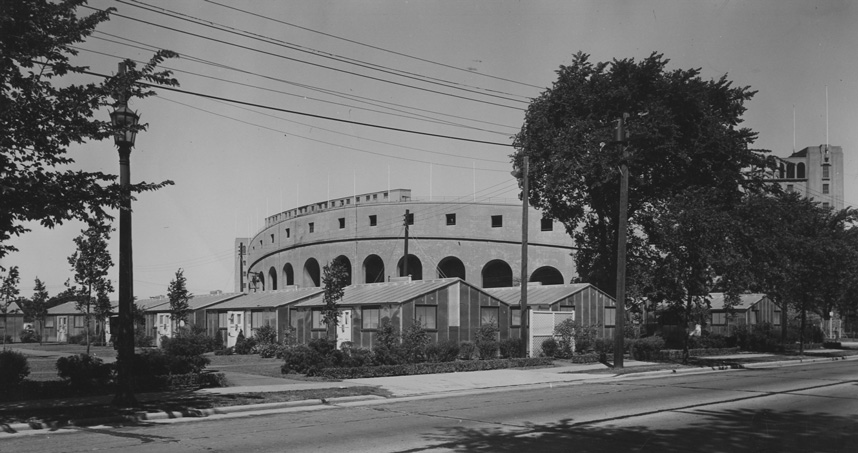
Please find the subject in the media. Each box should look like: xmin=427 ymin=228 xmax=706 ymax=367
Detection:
xmin=4 ymin=0 xmax=857 ymax=300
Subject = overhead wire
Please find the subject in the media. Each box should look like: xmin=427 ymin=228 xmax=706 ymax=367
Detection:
xmin=92 ymin=31 xmax=521 ymax=133
xmin=80 ymin=41 xmax=513 ymax=135
xmin=201 ymin=0 xmax=545 ymax=91
xmin=82 ymin=4 xmax=526 ymax=110
xmin=64 ymin=64 xmax=516 ymax=147
xmin=123 ymin=0 xmax=533 ymax=102
xmin=153 ymin=95 xmax=513 ymax=170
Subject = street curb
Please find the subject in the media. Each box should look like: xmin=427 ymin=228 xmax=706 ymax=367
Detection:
xmin=0 ymin=395 xmax=385 ymax=435
xmin=611 ymin=353 xmax=858 ymax=380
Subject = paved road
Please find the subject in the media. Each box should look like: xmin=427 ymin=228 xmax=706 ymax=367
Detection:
xmin=4 ymin=360 xmax=856 ymax=452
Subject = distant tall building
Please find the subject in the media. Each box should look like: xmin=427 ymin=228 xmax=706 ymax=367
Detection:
xmin=772 ymin=145 xmax=844 ymax=210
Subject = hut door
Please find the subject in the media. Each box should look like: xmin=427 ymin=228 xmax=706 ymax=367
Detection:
xmin=156 ymin=313 xmax=172 ymax=347
xmin=227 ymin=311 xmax=244 ymax=348
xmin=336 ymin=309 xmax=352 ymax=348
xmin=57 ymin=316 xmax=68 ymax=342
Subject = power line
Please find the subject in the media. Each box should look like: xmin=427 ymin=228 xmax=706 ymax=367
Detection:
xmin=154 ymin=95 xmax=512 ymax=171
xmin=122 ymin=0 xmax=533 ymax=102
xmin=83 ymin=4 xmax=526 ymax=110
xmin=69 ymin=64 xmax=515 ymax=147
xmin=79 ymin=42 xmax=512 ymax=135
xmin=91 ymin=32 xmax=521 ymax=132
xmin=202 ymin=0 xmax=545 ymax=91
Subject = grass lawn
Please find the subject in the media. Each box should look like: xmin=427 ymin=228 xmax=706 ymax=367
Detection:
xmin=0 ymin=386 xmax=389 ymax=426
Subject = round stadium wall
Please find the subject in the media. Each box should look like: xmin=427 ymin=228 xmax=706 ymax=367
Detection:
xmin=236 ymin=189 xmax=577 ymax=292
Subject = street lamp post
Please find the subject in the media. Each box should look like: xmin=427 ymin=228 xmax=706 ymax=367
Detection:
xmin=111 ymin=62 xmax=139 ymax=406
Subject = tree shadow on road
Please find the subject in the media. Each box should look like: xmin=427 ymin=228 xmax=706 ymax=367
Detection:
xmin=421 ymin=407 xmax=858 ymax=452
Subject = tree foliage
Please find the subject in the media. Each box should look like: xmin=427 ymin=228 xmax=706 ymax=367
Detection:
xmin=0 ymin=0 xmax=179 ymax=259
xmin=167 ymin=268 xmax=192 ymax=328
xmin=321 ymin=259 xmax=350 ymax=341
xmin=1 ymin=266 xmax=21 ymax=347
xmin=68 ymin=222 xmax=114 ymax=354
xmin=31 ymin=277 xmax=50 ymax=344
xmin=513 ymin=52 xmax=770 ymax=296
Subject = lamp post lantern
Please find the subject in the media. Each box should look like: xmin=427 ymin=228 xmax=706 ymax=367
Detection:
xmin=111 ymin=62 xmax=139 ymax=406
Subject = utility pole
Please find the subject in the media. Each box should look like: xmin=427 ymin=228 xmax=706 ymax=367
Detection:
xmin=613 ymin=113 xmax=630 ymax=369
xmin=519 ymin=157 xmax=529 ymax=358
xmin=403 ymin=209 xmax=410 ymax=277
xmin=238 ymin=243 xmax=245 ymax=292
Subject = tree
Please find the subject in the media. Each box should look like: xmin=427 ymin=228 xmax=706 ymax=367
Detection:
xmin=0 ymin=0 xmax=179 ymax=259
xmin=636 ymin=188 xmax=746 ymax=360
xmin=512 ymin=52 xmax=770 ymax=296
xmin=321 ymin=259 xmax=350 ymax=341
xmin=31 ymin=278 xmax=50 ymax=345
xmin=1 ymin=266 xmax=21 ymax=348
xmin=167 ymin=268 xmax=192 ymax=331
xmin=68 ymin=222 xmax=114 ymax=355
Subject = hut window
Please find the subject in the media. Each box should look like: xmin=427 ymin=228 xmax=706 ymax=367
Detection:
xmin=46 ymin=318 xmax=54 ymax=328
xmin=311 ymin=310 xmax=326 ymax=330
xmin=415 ymin=305 xmax=437 ymax=330
xmin=511 ymin=308 xmax=521 ymax=327
xmin=480 ymin=306 xmax=499 ymax=326
xmin=540 ymin=218 xmax=553 ymax=231
xmin=712 ymin=313 xmax=727 ymax=325
xmin=773 ymin=311 xmax=781 ymax=326
xmin=369 ymin=215 xmax=377 ymax=226
xmin=604 ymin=307 xmax=616 ymax=327
xmin=491 ymin=215 xmax=503 ymax=228
xmin=446 ymin=213 xmax=456 ymax=225
xmin=362 ymin=307 xmax=380 ymax=330
xmin=74 ymin=316 xmax=84 ymax=328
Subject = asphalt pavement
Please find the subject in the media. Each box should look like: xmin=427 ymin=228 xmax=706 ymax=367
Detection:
xmin=3 ymin=345 xmax=856 ymax=437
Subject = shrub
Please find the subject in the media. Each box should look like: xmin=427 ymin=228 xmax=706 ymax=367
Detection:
xmin=730 ymin=323 xmax=781 ymax=352
xmin=554 ymin=319 xmax=576 ymax=358
xmin=458 ymin=341 xmax=476 ymax=360
xmin=400 ymin=322 xmax=430 ymax=363
xmin=134 ymin=326 xmax=153 ymax=347
xmin=56 ymin=354 xmax=113 ymax=391
xmin=426 ymin=340 xmax=460 ymax=362
xmin=67 ymin=333 xmax=86 ymax=345
xmin=281 ymin=344 xmax=326 ymax=375
xmin=234 ymin=331 xmax=257 ymax=355
xmin=499 ymin=337 xmax=523 ymax=358
xmin=213 ymin=329 xmax=225 ymax=350
xmin=694 ymin=331 xmax=728 ymax=349
xmin=257 ymin=343 xmax=280 ymax=358
xmin=593 ymin=338 xmax=614 ymax=355
xmin=627 ymin=335 xmax=665 ymax=360
xmin=19 ymin=329 xmax=40 ymax=343
xmin=0 ymin=350 xmax=30 ymax=390
xmin=159 ymin=327 xmax=211 ymax=373
xmin=320 ymin=357 xmax=554 ymax=379
xmin=254 ymin=325 xmax=278 ymax=345
xmin=540 ymin=337 xmax=559 ymax=358
xmin=373 ymin=319 xmax=403 ymax=365
xmin=475 ymin=323 xmax=500 ymax=360
xmin=341 ymin=346 xmax=376 ymax=368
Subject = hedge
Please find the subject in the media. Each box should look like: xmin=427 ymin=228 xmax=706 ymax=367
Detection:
xmin=567 ymin=353 xmax=600 ymax=364
xmin=319 ymin=357 xmax=553 ymax=379
xmin=635 ymin=347 xmax=740 ymax=362
xmin=134 ymin=372 xmax=228 ymax=392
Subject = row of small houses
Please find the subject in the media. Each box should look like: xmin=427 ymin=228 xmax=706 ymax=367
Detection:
xmin=8 ymin=279 xmax=843 ymax=348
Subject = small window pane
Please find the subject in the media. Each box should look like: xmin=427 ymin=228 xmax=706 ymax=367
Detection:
xmin=446 ymin=214 xmax=456 ymax=225
xmin=309 ymin=222 xmax=315 ymax=233
xmin=362 ymin=307 xmax=380 ymax=330
xmin=369 ymin=215 xmax=377 ymax=226
xmin=312 ymin=310 xmax=325 ymax=330
xmin=415 ymin=305 xmax=437 ymax=330
xmin=540 ymin=218 xmax=553 ymax=231
xmin=511 ymin=308 xmax=521 ymax=327
xmin=338 ymin=218 xmax=346 ymax=229
xmin=480 ymin=307 xmax=499 ymax=326
xmin=604 ymin=307 xmax=616 ymax=327
xmin=491 ymin=215 xmax=503 ymax=228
